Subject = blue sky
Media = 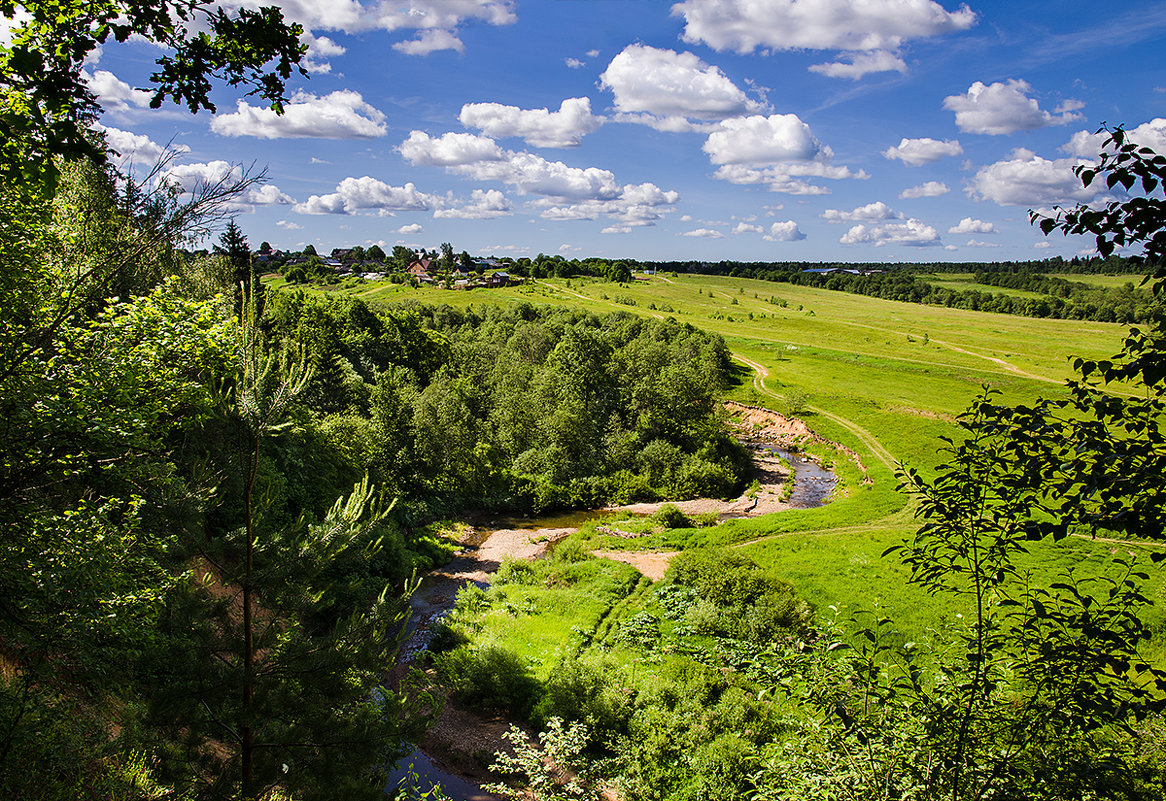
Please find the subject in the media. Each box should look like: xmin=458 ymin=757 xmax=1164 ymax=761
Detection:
xmin=68 ymin=0 xmax=1166 ymax=261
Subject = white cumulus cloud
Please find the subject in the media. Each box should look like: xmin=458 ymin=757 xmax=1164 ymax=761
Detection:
xmin=294 ymin=176 xmax=438 ymax=215
xmin=900 ymin=181 xmax=949 ymax=199
xmin=459 ymin=97 xmax=602 ymax=148
xmin=397 ymin=223 xmax=424 ymax=234
xmin=764 ymin=221 xmax=806 ymax=241
xmin=98 ymin=126 xmax=187 ymax=167
xmin=673 ymin=0 xmax=977 ymax=59
xmin=840 ymin=219 xmax=941 ymax=247
xmin=809 ymin=49 xmax=907 ymax=79
xmin=943 ymin=79 xmax=1083 ymax=135
xmin=301 ymin=32 xmax=346 ymax=74
xmin=821 ymin=201 xmax=899 ymax=222
xmin=240 ymin=0 xmax=516 ymax=56
xmin=703 ymin=116 xmax=864 ymax=193
xmin=85 ymin=69 xmax=152 ymax=111
xmin=703 ymin=113 xmax=825 ymax=165
xmin=948 ymin=217 xmax=996 ymax=234
xmin=883 ymin=137 xmax=963 ymax=166
xmin=210 ymin=90 xmax=386 ymax=139
xmin=681 ymin=228 xmax=726 ymax=238
xmin=968 ymin=148 xmax=1099 ymax=206
xmin=393 ymin=28 xmax=464 ymax=55
xmin=159 ymin=160 xmax=243 ymax=192
xmin=1063 ymin=118 xmax=1166 ymax=159
xmin=398 ymin=130 xmax=504 ymax=165
xmin=600 ymin=44 xmax=763 ymax=127
xmin=248 ymin=184 xmax=295 ymax=205
xmin=733 ymin=222 xmax=764 ymax=234
xmin=713 ymin=165 xmax=843 ymax=195
xmin=400 ymin=129 xmax=679 ymax=225
xmin=451 ymin=151 xmax=623 ymax=200
xmin=158 ymin=160 xmax=292 ymax=213
xmin=434 ymin=189 xmax=513 ymax=219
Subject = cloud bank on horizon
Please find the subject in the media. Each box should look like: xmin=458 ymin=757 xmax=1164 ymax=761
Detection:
xmin=64 ymin=0 xmax=1166 ymax=260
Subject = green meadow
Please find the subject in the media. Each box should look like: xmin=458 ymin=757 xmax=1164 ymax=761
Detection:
xmin=284 ymin=271 xmax=1166 ymax=650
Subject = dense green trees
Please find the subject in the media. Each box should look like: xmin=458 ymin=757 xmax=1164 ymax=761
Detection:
xmin=0 ymin=151 xmax=451 ymax=796
xmin=259 ymin=292 xmax=748 ymax=516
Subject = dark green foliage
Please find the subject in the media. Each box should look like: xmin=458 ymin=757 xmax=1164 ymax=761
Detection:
xmin=533 ymin=654 xmax=636 ymax=740
xmin=1034 ymin=124 xmax=1166 ymax=263
xmin=0 ymin=0 xmax=306 ymax=192
xmin=667 ymin=549 xmax=812 ymax=634
xmin=256 ymin=295 xmax=747 ymax=516
xmin=434 ymin=645 xmax=540 ymax=716
xmin=614 ymin=611 xmax=662 ymax=650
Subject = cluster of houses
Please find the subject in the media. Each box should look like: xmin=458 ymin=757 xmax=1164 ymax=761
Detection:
xmin=406 ymin=257 xmax=518 ymax=290
xmin=264 ymin=247 xmax=523 ymax=289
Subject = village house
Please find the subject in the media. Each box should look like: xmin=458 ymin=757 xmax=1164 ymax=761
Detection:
xmin=407 ymin=258 xmax=434 ymax=277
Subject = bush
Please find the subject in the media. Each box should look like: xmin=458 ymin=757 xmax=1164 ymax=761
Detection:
xmin=666 ymin=549 xmax=813 ymax=639
xmin=684 ymin=598 xmax=724 ymax=636
xmin=614 ymin=611 xmax=661 ymax=650
xmin=433 ymin=645 xmax=540 ymax=715
xmin=533 ymin=654 xmax=635 ymax=739
xmin=426 ymin=619 xmax=467 ymax=653
xmin=495 ymin=556 xmax=538 ymax=585
xmin=608 ymin=469 xmax=658 ymax=504
xmin=454 ymin=583 xmax=489 ymax=614
xmin=648 ymin=503 xmax=691 ymax=530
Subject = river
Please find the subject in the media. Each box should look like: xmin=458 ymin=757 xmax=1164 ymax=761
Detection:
xmin=387 ymin=448 xmax=839 ymax=799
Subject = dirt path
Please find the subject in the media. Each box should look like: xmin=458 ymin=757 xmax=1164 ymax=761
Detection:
xmin=591 ymin=550 xmax=678 ymax=580
xmin=733 ymin=353 xmax=899 ymax=470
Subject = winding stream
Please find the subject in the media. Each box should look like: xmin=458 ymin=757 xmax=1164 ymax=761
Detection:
xmin=756 ymin=444 xmax=838 ymax=508
xmin=388 ymin=449 xmax=839 ymax=799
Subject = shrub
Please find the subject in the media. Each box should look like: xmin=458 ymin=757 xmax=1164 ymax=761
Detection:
xmin=609 ymin=469 xmax=657 ymax=504
xmin=648 ymin=503 xmax=691 ymax=530
xmin=533 ymin=654 xmax=635 ymax=739
xmin=684 ymin=598 xmax=724 ymax=636
xmin=426 ymin=619 xmax=467 ymax=653
xmin=614 ymin=611 xmax=661 ymax=650
xmin=694 ymin=511 xmax=720 ymax=528
xmin=495 ymin=556 xmax=538 ymax=585
xmin=666 ymin=549 xmax=813 ymax=639
xmin=454 ymin=583 xmax=489 ymax=614
xmin=433 ymin=645 xmax=540 ymax=715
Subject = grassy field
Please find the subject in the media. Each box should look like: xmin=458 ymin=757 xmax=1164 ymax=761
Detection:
xmin=923 ymin=271 xmax=1152 ymax=296
xmin=920 ymin=271 xmax=1049 ymax=299
xmin=1048 ymin=272 xmax=1150 ymax=288
xmin=281 ymin=271 xmax=1166 ymax=649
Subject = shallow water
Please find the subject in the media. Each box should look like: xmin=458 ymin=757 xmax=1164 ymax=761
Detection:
xmin=748 ymin=442 xmax=839 ymax=508
xmin=387 ymin=748 xmax=494 ymax=800
xmin=483 ymin=507 xmax=618 ymax=531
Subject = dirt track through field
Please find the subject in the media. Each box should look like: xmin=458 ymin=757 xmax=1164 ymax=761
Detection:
xmin=733 ymin=353 xmax=898 ymax=470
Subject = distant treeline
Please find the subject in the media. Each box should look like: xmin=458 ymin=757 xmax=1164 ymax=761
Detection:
xmin=643 ymin=256 xmax=1160 ymax=323
xmin=645 ymin=255 xmax=1151 ymax=276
